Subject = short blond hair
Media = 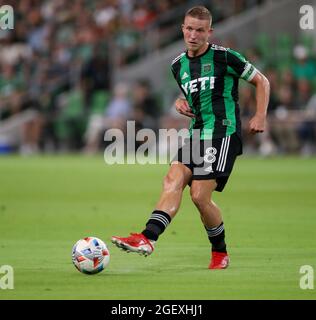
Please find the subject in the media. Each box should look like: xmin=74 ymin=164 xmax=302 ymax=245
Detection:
xmin=185 ymin=6 xmax=212 ymax=25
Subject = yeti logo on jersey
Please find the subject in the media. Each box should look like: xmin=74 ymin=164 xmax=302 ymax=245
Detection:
xmin=181 ymin=76 xmax=216 ymax=95
xmin=204 ymin=147 xmax=217 ymax=173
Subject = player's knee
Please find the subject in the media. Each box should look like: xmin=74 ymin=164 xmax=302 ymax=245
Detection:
xmin=163 ymin=173 xmax=183 ymax=193
xmin=190 ymin=188 xmax=207 ymax=208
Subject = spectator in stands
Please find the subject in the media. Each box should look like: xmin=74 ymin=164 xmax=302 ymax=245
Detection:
xmin=0 ymin=87 xmax=43 ymax=155
xmin=280 ymin=68 xmax=296 ymax=92
xmin=132 ymin=2 xmax=157 ymax=31
xmin=84 ymin=82 xmax=132 ymax=154
xmin=294 ymin=78 xmax=312 ymax=109
xmin=297 ymin=92 xmax=316 ymax=156
xmin=292 ymin=45 xmax=316 ymax=82
xmin=264 ymin=66 xmax=279 ymax=112
xmin=239 ymin=84 xmax=257 ymax=153
xmin=270 ymin=85 xmax=300 ymax=154
xmin=132 ymin=79 xmax=161 ymax=133
xmin=81 ymin=44 xmax=111 ymax=113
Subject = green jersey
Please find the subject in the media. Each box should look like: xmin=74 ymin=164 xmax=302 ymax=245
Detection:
xmin=171 ymin=43 xmax=257 ymax=139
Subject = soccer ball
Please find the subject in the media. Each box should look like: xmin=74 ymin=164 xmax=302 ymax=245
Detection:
xmin=72 ymin=237 xmax=110 ymax=274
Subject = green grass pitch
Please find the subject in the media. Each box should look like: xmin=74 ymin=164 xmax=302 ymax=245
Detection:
xmin=0 ymin=155 xmax=315 ymax=300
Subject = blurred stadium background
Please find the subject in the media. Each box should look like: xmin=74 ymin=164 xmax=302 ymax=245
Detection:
xmin=1 ymin=0 xmax=316 ymax=301
xmin=1 ymin=0 xmax=316 ymax=157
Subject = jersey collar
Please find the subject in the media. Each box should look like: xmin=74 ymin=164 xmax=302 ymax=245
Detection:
xmin=186 ymin=43 xmax=211 ymax=60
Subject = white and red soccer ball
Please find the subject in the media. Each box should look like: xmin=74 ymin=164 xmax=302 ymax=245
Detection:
xmin=72 ymin=237 xmax=110 ymax=274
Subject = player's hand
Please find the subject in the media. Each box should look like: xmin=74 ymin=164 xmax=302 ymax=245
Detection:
xmin=249 ymin=113 xmax=266 ymax=134
xmin=175 ymin=98 xmax=195 ymax=118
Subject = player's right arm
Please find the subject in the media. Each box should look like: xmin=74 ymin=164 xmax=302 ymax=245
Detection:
xmin=171 ymin=55 xmax=195 ymax=119
xmin=175 ymin=96 xmax=195 ymax=118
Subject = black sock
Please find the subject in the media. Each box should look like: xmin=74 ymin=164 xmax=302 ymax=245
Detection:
xmin=142 ymin=210 xmax=171 ymax=241
xmin=204 ymin=222 xmax=227 ymax=253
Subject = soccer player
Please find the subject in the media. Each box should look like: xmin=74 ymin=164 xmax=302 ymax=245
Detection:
xmin=112 ymin=6 xmax=270 ymax=269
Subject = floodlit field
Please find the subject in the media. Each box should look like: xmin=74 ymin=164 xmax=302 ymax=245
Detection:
xmin=0 ymin=155 xmax=315 ymax=299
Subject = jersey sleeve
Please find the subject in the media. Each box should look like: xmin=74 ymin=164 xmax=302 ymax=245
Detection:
xmin=226 ymin=48 xmax=258 ymax=82
xmin=170 ymin=64 xmax=177 ymax=80
xmin=170 ymin=55 xmax=188 ymax=98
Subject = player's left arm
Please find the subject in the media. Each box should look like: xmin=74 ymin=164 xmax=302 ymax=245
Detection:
xmin=226 ymin=49 xmax=270 ymax=134
xmin=248 ymin=71 xmax=270 ymax=134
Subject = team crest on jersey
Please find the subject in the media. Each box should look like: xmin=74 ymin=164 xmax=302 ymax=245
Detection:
xmin=203 ymin=64 xmax=211 ymax=72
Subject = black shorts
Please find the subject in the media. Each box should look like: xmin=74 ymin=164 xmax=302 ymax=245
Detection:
xmin=172 ymin=133 xmax=242 ymax=192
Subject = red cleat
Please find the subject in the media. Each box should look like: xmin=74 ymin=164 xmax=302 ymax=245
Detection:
xmin=208 ymin=251 xmax=229 ymax=269
xmin=111 ymin=233 xmax=155 ymax=257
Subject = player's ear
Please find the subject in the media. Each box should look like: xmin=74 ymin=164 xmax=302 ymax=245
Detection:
xmin=181 ymin=24 xmax=185 ymax=32
xmin=208 ymin=27 xmax=213 ymax=37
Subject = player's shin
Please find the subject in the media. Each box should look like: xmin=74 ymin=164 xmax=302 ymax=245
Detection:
xmin=204 ymin=222 xmax=227 ymax=253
